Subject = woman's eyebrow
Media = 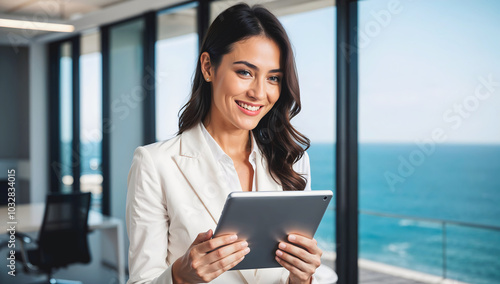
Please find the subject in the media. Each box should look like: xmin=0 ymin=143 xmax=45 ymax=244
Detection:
xmin=233 ymin=60 xmax=282 ymax=73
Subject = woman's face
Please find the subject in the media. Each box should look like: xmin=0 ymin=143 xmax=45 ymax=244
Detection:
xmin=202 ymin=36 xmax=282 ymax=131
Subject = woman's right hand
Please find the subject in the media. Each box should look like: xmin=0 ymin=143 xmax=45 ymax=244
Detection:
xmin=172 ymin=229 xmax=250 ymax=283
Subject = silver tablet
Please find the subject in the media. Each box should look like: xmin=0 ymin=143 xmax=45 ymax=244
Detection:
xmin=213 ymin=190 xmax=333 ymax=270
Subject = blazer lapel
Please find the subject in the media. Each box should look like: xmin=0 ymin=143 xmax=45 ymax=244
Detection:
xmin=173 ymin=123 xmax=232 ymax=225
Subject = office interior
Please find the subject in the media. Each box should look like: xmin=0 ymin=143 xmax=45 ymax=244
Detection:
xmin=1 ymin=0 xmax=499 ymax=283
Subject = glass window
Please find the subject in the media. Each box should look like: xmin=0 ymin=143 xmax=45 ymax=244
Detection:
xmin=210 ymin=0 xmax=337 ymax=268
xmin=80 ymin=31 xmax=103 ymax=212
xmin=358 ymin=1 xmax=500 ymax=283
xmin=156 ymin=3 xmax=199 ymax=141
xmin=108 ymin=18 xmax=145 ymax=218
xmin=60 ymin=41 xmax=73 ymax=193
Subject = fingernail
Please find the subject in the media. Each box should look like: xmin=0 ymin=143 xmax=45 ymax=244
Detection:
xmin=276 ymin=250 xmax=283 ymax=256
xmin=289 ymin=235 xmax=296 ymax=241
xmin=279 ymin=243 xmax=286 ymax=249
xmin=241 ymin=241 xmax=248 ymax=248
xmin=244 ymin=247 xmax=250 ymax=253
xmin=230 ymin=235 xmax=238 ymax=241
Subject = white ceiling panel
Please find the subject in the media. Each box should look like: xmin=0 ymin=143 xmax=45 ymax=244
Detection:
xmin=0 ymin=0 xmax=130 ymax=20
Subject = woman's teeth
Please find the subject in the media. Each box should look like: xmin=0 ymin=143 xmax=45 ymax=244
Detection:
xmin=238 ymin=102 xmax=260 ymax=111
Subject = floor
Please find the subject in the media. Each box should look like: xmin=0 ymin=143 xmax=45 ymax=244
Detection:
xmin=359 ymin=268 xmax=428 ymax=284
xmin=321 ymin=257 xmax=430 ymax=284
xmin=0 ymin=230 xmax=119 ymax=284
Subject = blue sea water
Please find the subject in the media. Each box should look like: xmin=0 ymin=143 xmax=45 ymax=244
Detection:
xmin=309 ymin=143 xmax=500 ymax=284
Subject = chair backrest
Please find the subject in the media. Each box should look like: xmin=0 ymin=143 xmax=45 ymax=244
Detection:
xmin=38 ymin=192 xmax=92 ymax=268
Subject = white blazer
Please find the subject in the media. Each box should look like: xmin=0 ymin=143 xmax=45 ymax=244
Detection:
xmin=126 ymin=123 xmax=316 ymax=284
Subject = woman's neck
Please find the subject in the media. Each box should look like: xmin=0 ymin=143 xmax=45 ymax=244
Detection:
xmin=202 ymin=118 xmax=251 ymax=158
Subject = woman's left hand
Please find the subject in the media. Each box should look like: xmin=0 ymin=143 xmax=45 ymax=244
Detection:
xmin=275 ymin=234 xmax=322 ymax=284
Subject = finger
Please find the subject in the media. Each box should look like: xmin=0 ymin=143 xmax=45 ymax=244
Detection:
xmin=275 ymin=249 xmax=315 ymax=275
xmin=208 ymin=254 xmax=246 ymax=280
xmin=203 ymin=240 xmax=249 ymax=264
xmin=288 ymin=234 xmax=322 ymax=255
xmin=196 ymin=234 xmax=239 ymax=254
xmin=192 ymin=229 xmax=213 ymax=246
xmin=278 ymin=242 xmax=319 ymax=266
xmin=275 ymin=255 xmax=311 ymax=281
xmin=208 ymin=246 xmax=250 ymax=272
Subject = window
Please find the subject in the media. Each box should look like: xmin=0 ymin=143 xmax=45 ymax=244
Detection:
xmin=106 ymin=18 xmax=146 ymax=218
xmin=50 ymin=33 xmax=103 ymax=212
xmin=59 ymin=41 xmax=73 ymax=193
xmin=358 ymin=1 xmax=500 ymax=283
xmin=80 ymin=31 xmax=103 ymax=212
xmin=156 ymin=3 xmax=199 ymax=141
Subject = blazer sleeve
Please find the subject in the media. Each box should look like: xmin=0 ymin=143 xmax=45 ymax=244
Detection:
xmin=126 ymin=146 xmax=174 ymax=284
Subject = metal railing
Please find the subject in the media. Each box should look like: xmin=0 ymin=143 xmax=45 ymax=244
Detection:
xmin=357 ymin=209 xmax=500 ymax=281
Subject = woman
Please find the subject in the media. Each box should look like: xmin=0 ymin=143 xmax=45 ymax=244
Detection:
xmin=126 ymin=3 xmax=322 ymax=284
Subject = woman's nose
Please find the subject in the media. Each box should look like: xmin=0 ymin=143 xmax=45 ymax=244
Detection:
xmin=248 ymin=78 xmax=266 ymax=100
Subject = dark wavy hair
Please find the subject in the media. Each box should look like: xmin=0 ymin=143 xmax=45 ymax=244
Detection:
xmin=178 ymin=3 xmax=310 ymax=191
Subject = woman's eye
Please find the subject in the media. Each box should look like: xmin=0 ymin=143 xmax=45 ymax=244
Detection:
xmin=237 ymin=70 xmax=251 ymax=76
xmin=269 ymin=76 xmax=280 ymax=83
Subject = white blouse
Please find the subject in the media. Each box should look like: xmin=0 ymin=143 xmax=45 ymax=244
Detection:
xmin=200 ymin=122 xmax=312 ymax=193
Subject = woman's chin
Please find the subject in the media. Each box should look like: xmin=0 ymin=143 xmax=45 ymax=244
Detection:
xmin=234 ymin=119 xmax=261 ymax=131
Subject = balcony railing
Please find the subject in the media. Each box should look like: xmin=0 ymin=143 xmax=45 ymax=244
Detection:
xmin=357 ymin=209 xmax=500 ymax=283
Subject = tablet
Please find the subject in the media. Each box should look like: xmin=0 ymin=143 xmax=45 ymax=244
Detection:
xmin=213 ymin=190 xmax=333 ymax=270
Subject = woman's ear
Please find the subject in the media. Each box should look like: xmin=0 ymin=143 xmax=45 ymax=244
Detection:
xmin=200 ymin=52 xmax=213 ymax=82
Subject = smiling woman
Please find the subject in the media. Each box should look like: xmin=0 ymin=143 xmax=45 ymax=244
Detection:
xmin=126 ymin=3 xmax=322 ymax=284
xmin=200 ymin=36 xmax=281 ymax=128
xmin=179 ymin=4 xmax=310 ymax=193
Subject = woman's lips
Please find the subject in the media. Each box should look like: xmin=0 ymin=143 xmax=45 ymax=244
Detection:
xmin=235 ymin=100 xmax=263 ymax=116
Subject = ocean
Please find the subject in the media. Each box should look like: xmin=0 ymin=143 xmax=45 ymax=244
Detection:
xmin=309 ymin=143 xmax=500 ymax=284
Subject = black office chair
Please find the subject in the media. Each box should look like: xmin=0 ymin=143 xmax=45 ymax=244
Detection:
xmin=15 ymin=192 xmax=92 ymax=284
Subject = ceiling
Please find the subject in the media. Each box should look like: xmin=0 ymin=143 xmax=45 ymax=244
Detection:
xmin=0 ymin=0 xmax=335 ymax=45
xmin=0 ymin=0 xmax=131 ymax=20
xmin=0 ymin=0 xmax=131 ymax=42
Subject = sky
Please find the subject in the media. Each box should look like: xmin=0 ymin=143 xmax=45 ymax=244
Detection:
xmin=77 ymin=0 xmax=500 ymax=145
xmin=357 ymin=0 xmax=500 ymax=144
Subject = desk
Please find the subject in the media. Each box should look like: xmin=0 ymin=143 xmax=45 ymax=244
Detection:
xmin=0 ymin=203 xmax=125 ymax=284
